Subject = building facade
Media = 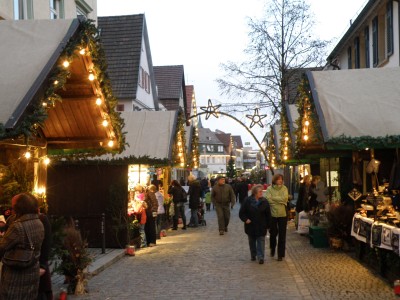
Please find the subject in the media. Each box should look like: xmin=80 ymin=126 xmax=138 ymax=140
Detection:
xmin=0 ymin=0 xmax=97 ymax=21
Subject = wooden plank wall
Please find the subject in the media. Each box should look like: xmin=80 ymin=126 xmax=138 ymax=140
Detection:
xmin=47 ymin=164 xmax=128 ymax=248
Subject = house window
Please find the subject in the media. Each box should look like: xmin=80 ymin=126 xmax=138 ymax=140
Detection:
xmin=386 ymin=1 xmax=393 ymax=56
xmin=364 ymin=26 xmax=370 ymax=68
xmin=372 ymin=17 xmax=378 ymax=66
xmin=50 ymin=0 xmax=64 ymax=19
xmin=138 ymin=67 xmax=151 ymax=94
xmin=354 ymin=37 xmax=360 ymax=69
xmin=212 ymin=157 xmax=215 ymax=164
xmin=14 ymin=0 xmax=33 ymax=20
xmin=347 ymin=47 xmax=352 ymax=69
xmin=200 ymin=157 xmax=204 ymax=164
xmin=116 ymin=104 xmax=125 ymax=111
xmin=218 ymin=145 xmax=223 ymax=152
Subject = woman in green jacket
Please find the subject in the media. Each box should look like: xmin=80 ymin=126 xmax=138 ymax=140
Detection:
xmin=266 ymin=174 xmax=288 ymax=261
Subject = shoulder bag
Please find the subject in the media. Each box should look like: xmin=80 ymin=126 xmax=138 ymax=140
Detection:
xmin=2 ymin=221 xmax=36 ymax=269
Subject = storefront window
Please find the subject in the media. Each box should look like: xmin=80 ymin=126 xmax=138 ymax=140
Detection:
xmin=128 ymin=164 xmax=149 ymax=190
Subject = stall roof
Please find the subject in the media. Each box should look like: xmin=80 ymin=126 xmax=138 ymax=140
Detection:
xmin=308 ymin=68 xmax=400 ymax=148
xmin=110 ymin=111 xmax=177 ymax=160
xmin=0 ymin=19 xmax=77 ymax=128
xmin=0 ymin=18 xmax=123 ymax=151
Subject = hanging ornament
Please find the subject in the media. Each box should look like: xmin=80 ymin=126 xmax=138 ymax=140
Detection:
xmin=200 ymin=99 xmax=221 ymax=120
xmin=246 ymin=108 xmax=267 ymax=128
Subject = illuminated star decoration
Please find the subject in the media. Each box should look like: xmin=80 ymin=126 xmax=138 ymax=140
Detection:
xmin=246 ymin=108 xmax=267 ymax=128
xmin=200 ymin=99 xmax=221 ymax=120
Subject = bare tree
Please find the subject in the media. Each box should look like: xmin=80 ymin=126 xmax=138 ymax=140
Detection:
xmin=217 ymin=0 xmax=329 ymax=121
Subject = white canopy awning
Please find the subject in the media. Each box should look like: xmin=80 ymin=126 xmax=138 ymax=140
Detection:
xmin=308 ymin=68 xmax=400 ymax=143
xmin=0 ymin=19 xmax=77 ymax=128
xmin=110 ymin=110 xmax=177 ymax=160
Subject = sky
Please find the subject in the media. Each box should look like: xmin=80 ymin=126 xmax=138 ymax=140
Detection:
xmin=97 ymin=0 xmax=368 ymax=148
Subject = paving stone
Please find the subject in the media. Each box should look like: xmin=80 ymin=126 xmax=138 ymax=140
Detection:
xmin=59 ymin=206 xmax=395 ymax=299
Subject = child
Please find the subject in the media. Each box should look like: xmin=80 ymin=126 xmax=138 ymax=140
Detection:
xmin=204 ymin=188 xmax=211 ymax=211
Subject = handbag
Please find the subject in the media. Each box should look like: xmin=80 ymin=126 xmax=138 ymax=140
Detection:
xmin=2 ymin=221 xmax=36 ymax=269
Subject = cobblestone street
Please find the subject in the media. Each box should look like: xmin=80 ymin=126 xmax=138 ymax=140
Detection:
xmin=69 ymin=205 xmax=395 ymax=300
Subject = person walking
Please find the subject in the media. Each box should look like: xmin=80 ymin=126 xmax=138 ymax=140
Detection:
xmin=266 ymin=174 xmax=289 ymax=261
xmin=187 ymin=175 xmax=201 ymax=227
xmin=236 ymin=176 xmax=249 ymax=204
xmin=211 ymin=176 xmax=236 ymax=235
xmin=168 ymin=180 xmax=187 ymax=230
xmin=239 ymin=185 xmax=271 ymax=264
xmin=0 ymin=193 xmax=45 ymax=300
xmin=145 ymin=185 xmax=159 ymax=247
xmin=295 ymin=175 xmax=311 ymax=229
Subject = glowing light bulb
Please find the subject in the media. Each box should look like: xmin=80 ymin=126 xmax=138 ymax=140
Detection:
xmin=305 ymin=120 xmax=310 ymax=126
xmin=108 ymin=140 xmax=114 ymax=147
xmin=284 ymin=155 xmax=288 ymax=160
xmin=24 ymin=151 xmax=31 ymax=159
xmin=284 ymin=136 xmax=289 ymax=141
xmin=63 ymin=60 xmax=70 ymax=68
xmin=43 ymin=157 xmax=50 ymax=165
xmin=42 ymin=102 xmax=47 ymax=107
xmin=102 ymin=120 xmax=109 ymax=127
xmin=79 ymin=48 xmax=86 ymax=55
xmin=177 ymin=141 xmax=182 ymax=146
xmin=54 ymin=80 xmax=59 ymax=85
xmin=180 ymin=162 xmax=184 ymax=167
xmin=88 ymin=72 xmax=95 ymax=81
xmin=96 ymin=98 xmax=102 ymax=105
xmin=303 ymin=135 xmax=309 ymax=141
xmin=178 ymin=153 xmax=183 ymax=157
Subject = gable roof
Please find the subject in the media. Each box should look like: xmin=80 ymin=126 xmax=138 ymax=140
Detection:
xmin=307 ymin=68 xmax=400 ymax=148
xmin=232 ymin=135 xmax=243 ymax=149
xmin=198 ymin=128 xmax=223 ymax=144
xmin=215 ymin=133 xmax=231 ymax=147
xmin=0 ymin=18 xmax=124 ymax=152
xmin=185 ymin=85 xmax=194 ymax=115
xmin=0 ymin=19 xmax=77 ymax=128
xmin=97 ymin=14 xmax=143 ymax=100
xmin=154 ymin=65 xmax=185 ymax=99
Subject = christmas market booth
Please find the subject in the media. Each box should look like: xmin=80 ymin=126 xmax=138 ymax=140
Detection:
xmin=0 ymin=19 xmax=125 ymax=258
xmin=48 ymin=109 xmax=194 ymax=248
xmin=0 ymin=18 xmax=124 ymax=218
xmin=296 ymin=67 xmax=400 ymax=280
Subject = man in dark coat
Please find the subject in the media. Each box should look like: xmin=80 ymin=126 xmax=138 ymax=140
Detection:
xmin=211 ymin=176 xmax=236 ymax=235
xmin=188 ymin=175 xmax=201 ymax=227
xmin=239 ymin=185 xmax=271 ymax=264
xmin=236 ymin=176 xmax=249 ymax=204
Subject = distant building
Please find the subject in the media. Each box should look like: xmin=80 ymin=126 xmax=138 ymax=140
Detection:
xmin=198 ymin=128 xmax=227 ymax=176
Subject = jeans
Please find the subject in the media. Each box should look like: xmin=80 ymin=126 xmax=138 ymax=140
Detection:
xmin=270 ymin=216 xmax=287 ymax=258
xmin=190 ymin=209 xmax=199 ymax=226
xmin=156 ymin=214 xmax=165 ymax=237
xmin=139 ymin=224 xmax=146 ymax=247
xmin=173 ymin=202 xmax=186 ymax=228
xmin=248 ymin=235 xmax=266 ymax=260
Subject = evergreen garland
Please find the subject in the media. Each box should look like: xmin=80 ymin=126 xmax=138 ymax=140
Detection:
xmin=279 ymin=104 xmax=291 ymax=162
xmin=295 ymin=76 xmax=323 ymax=155
xmin=188 ymin=125 xmax=199 ymax=168
xmin=172 ymin=110 xmax=187 ymax=167
xmin=0 ymin=19 xmax=125 ymax=156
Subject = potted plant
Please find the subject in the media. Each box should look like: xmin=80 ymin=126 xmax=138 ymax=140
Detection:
xmin=53 ymin=218 xmax=92 ymax=295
